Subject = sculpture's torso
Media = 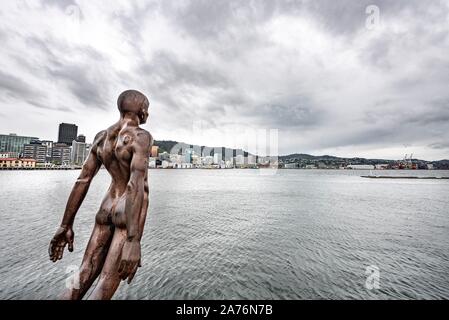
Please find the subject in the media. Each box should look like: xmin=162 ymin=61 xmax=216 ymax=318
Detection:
xmin=94 ymin=122 xmax=147 ymax=228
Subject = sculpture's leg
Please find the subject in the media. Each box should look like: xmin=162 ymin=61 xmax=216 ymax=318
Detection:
xmin=61 ymin=223 xmax=114 ymax=300
xmin=87 ymin=227 xmax=127 ymax=300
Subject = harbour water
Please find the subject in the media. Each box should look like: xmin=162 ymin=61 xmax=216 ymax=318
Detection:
xmin=0 ymin=169 xmax=448 ymax=300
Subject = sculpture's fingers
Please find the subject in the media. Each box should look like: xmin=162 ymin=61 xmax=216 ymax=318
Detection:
xmin=49 ymin=238 xmax=58 ymax=259
xmin=126 ymin=262 xmax=135 ymax=282
xmin=68 ymin=239 xmax=74 ymax=252
xmin=48 ymin=242 xmax=54 ymax=259
xmin=52 ymin=250 xmax=58 ymax=262
xmin=124 ymin=262 xmax=132 ymax=280
xmin=127 ymin=264 xmax=139 ymax=284
xmin=118 ymin=260 xmax=127 ymax=278
xmin=54 ymin=246 xmax=62 ymax=262
xmin=57 ymin=246 xmax=64 ymax=260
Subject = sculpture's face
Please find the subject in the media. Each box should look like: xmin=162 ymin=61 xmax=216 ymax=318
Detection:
xmin=139 ymin=104 xmax=149 ymax=124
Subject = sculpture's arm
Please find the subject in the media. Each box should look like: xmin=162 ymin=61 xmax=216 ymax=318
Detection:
xmin=137 ymin=135 xmax=152 ymax=241
xmin=49 ymin=132 xmax=103 ymax=262
xmin=119 ymin=131 xmax=150 ymax=283
xmin=124 ymin=131 xmax=151 ymax=241
xmin=60 ymin=138 xmax=102 ymax=229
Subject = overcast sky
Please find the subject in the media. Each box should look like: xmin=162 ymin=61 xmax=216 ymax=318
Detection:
xmin=1 ymin=0 xmax=449 ymax=160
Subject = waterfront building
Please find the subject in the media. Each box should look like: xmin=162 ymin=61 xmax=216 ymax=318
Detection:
xmin=52 ymin=143 xmax=71 ymax=165
xmin=203 ymin=156 xmax=214 ymax=166
xmin=248 ymin=155 xmax=256 ymax=165
xmin=0 ymin=133 xmax=39 ymax=156
xmin=192 ymin=154 xmax=201 ymax=166
xmin=284 ymin=163 xmax=298 ymax=169
xmin=71 ymin=140 xmax=90 ymax=165
xmin=185 ymin=149 xmax=192 ymax=164
xmin=23 ymin=140 xmax=47 ymax=163
xmin=159 ymin=152 xmax=170 ymax=161
xmin=0 ymin=158 xmax=36 ymax=169
xmin=41 ymin=140 xmax=54 ymax=162
xmin=151 ymin=146 xmax=159 ymax=157
xmin=213 ymin=153 xmax=220 ymax=165
xmin=0 ymin=152 xmax=18 ymax=158
xmin=58 ymin=123 xmax=78 ymax=145
xmin=148 ymin=157 xmax=157 ymax=168
xmin=170 ymin=154 xmax=182 ymax=165
xmin=76 ymin=134 xmax=86 ymax=143
xmin=235 ymin=154 xmax=245 ymax=166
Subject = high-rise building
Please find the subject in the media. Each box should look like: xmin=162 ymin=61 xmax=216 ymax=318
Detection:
xmin=52 ymin=143 xmax=71 ymax=165
xmin=76 ymin=134 xmax=86 ymax=143
xmin=58 ymin=123 xmax=78 ymax=145
xmin=0 ymin=133 xmax=39 ymax=156
xmin=71 ymin=140 xmax=90 ymax=165
xmin=23 ymin=140 xmax=48 ymax=163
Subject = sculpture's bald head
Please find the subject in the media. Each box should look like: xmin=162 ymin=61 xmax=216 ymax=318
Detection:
xmin=117 ymin=90 xmax=149 ymax=124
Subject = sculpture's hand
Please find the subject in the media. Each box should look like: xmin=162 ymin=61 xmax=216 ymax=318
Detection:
xmin=118 ymin=239 xmax=141 ymax=284
xmin=49 ymin=226 xmax=74 ymax=262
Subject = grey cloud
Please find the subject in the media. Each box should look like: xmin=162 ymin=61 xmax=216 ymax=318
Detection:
xmin=23 ymin=36 xmax=115 ymax=110
xmin=429 ymin=142 xmax=449 ymax=150
xmin=47 ymin=65 xmax=109 ymax=109
xmin=142 ymin=51 xmax=231 ymax=89
xmin=161 ymin=0 xmax=274 ymax=39
xmin=0 ymin=69 xmax=43 ymax=100
xmin=139 ymin=50 xmax=235 ymax=117
xmin=238 ymin=94 xmax=324 ymax=129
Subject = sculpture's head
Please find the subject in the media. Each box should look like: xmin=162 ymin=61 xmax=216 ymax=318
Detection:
xmin=117 ymin=90 xmax=149 ymax=124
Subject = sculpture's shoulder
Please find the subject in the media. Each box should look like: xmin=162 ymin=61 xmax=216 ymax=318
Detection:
xmin=134 ymin=128 xmax=153 ymax=149
xmin=92 ymin=130 xmax=107 ymax=149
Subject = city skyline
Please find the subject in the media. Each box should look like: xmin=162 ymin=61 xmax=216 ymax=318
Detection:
xmin=1 ymin=1 xmax=449 ymax=160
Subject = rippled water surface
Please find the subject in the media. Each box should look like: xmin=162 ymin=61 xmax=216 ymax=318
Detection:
xmin=1 ymin=169 xmax=449 ymax=300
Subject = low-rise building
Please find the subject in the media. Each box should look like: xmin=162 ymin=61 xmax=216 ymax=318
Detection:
xmin=52 ymin=143 xmax=71 ymax=165
xmin=23 ymin=140 xmax=48 ymax=163
xmin=0 ymin=158 xmax=36 ymax=169
xmin=0 ymin=152 xmax=18 ymax=158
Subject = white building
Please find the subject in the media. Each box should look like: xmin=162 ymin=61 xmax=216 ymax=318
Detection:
xmin=203 ymin=156 xmax=214 ymax=166
xmin=148 ymin=157 xmax=157 ymax=168
xmin=162 ymin=160 xmax=170 ymax=169
xmin=71 ymin=141 xmax=90 ymax=166
xmin=213 ymin=153 xmax=220 ymax=164
xmin=235 ymin=155 xmax=245 ymax=166
xmin=248 ymin=155 xmax=256 ymax=165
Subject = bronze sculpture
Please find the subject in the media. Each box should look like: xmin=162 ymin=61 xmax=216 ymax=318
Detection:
xmin=49 ymin=90 xmax=153 ymax=300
